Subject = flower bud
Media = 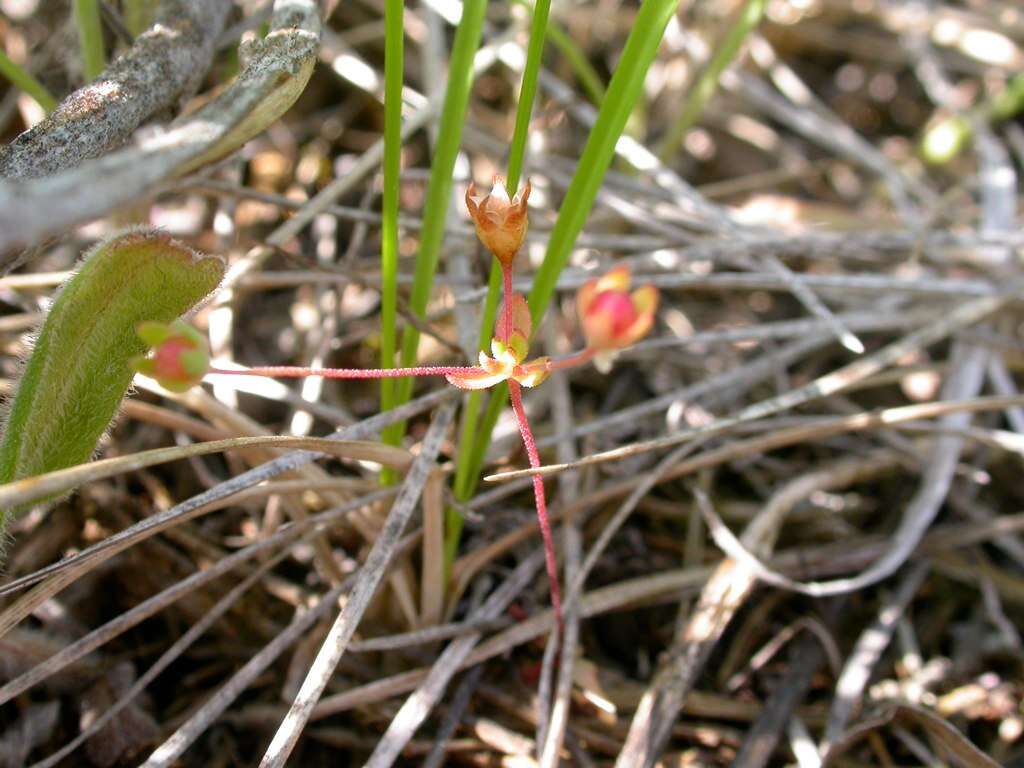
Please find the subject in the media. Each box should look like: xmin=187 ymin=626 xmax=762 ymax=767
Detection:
xmin=465 ymin=176 xmax=531 ymax=266
xmin=131 ymin=320 xmax=209 ymax=392
xmin=577 ymin=266 xmax=658 ymax=370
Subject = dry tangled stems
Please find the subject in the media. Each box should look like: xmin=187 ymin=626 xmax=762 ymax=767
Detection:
xmin=0 ymin=0 xmax=1023 ymax=766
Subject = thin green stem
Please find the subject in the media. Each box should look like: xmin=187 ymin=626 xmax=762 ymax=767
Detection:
xmin=506 ymin=0 xmax=551 ymax=191
xmin=449 ymin=0 xmax=551 ymax=561
xmin=379 ymin=0 xmax=403 ymax=455
xmin=123 ymin=0 xmax=158 ymax=37
xmin=510 ymin=0 xmax=603 ymax=106
xmin=458 ymin=0 xmax=683 ymax=503
xmin=0 ymin=50 xmax=57 ymax=113
xmin=73 ymin=0 xmax=107 ymax=82
xmin=656 ymin=0 xmax=766 ymax=161
xmin=545 ymin=15 xmax=606 ymax=105
xmin=380 ymin=0 xmax=489 ymax=458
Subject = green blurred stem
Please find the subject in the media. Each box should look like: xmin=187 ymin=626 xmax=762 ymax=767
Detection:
xmin=379 ymin=0 xmax=403 ymax=476
xmin=546 ymin=18 xmax=606 ymax=105
xmin=0 ymin=50 xmax=57 ymax=113
xmin=657 ymin=0 xmax=766 ymax=161
xmin=380 ymin=0 xmax=489 ymax=465
xmin=123 ymin=0 xmax=158 ymax=37
xmin=73 ymin=0 xmax=107 ymax=82
xmin=922 ymin=73 xmax=1024 ymax=165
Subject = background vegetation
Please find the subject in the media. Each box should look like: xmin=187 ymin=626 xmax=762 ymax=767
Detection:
xmin=0 ymin=0 xmax=1022 ymax=765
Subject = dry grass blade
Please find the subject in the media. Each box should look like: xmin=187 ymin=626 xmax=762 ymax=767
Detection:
xmin=3 ymin=2 xmax=1023 ymax=763
xmin=826 ymin=703 xmax=1001 ymax=768
xmin=732 ymin=611 xmax=838 ymax=768
xmin=364 ymin=550 xmax=547 ymax=768
xmin=283 ymin=504 xmax=1024 ymax=720
xmin=0 ymin=488 xmax=396 ymax=706
xmin=695 ymin=350 xmax=998 ymax=598
xmin=820 ymin=563 xmax=931 ymax=759
xmin=0 ymin=435 xmax=409 ymax=512
xmin=28 ymin=534 xmax=300 ymax=768
xmin=258 ymin=402 xmax=454 ymax=768
xmin=141 ymin=575 xmax=358 ymax=768
xmin=539 ymin=351 xmax=583 ymax=767
xmin=0 ymin=387 xmax=450 ymax=601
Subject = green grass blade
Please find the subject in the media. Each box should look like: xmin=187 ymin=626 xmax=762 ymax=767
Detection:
xmin=455 ymin=0 xmax=683 ymax=502
xmin=0 ymin=50 xmax=57 ymax=113
xmin=545 ymin=16 xmax=606 ymax=106
xmin=525 ymin=0 xmax=680 ymax=326
xmin=511 ymin=0 xmax=604 ymax=106
xmin=656 ymin=0 xmax=766 ymax=161
xmin=379 ymin=0 xmax=489 ymax=460
xmin=379 ymin=0 xmax=403 ymax=439
xmin=123 ymin=0 xmax=158 ymax=37
xmin=73 ymin=0 xmax=107 ymax=82
xmin=507 ymin=0 xmax=551 ymax=191
xmin=447 ymin=0 xmax=551 ymax=564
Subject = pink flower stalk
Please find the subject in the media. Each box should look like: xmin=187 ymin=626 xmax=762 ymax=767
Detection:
xmin=509 ymin=379 xmax=562 ymax=632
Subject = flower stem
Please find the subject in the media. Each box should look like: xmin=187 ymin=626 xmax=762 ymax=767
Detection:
xmin=501 ymin=265 xmax=514 ymax=345
xmin=509 ymin=379 xmax=563 ymax=633
xmin=546 ymin=347 xmax=598 ymax=371
xmin=208 ymin=365 xmax=483 ymax=380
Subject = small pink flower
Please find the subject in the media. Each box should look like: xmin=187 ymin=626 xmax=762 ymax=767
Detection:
xmin=577 ymin=266 xmax=658 ymax=370
xmin=465 ymin=176 xmax=531 ymax=266
xmin=445 ymin=292 xmax=549 ymax=390
xmin=131 ymin=321 xmax=209 ymax=392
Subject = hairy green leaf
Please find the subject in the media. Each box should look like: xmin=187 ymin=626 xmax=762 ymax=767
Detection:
xmin=0 ymin=230 xmax=225 ymax=528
